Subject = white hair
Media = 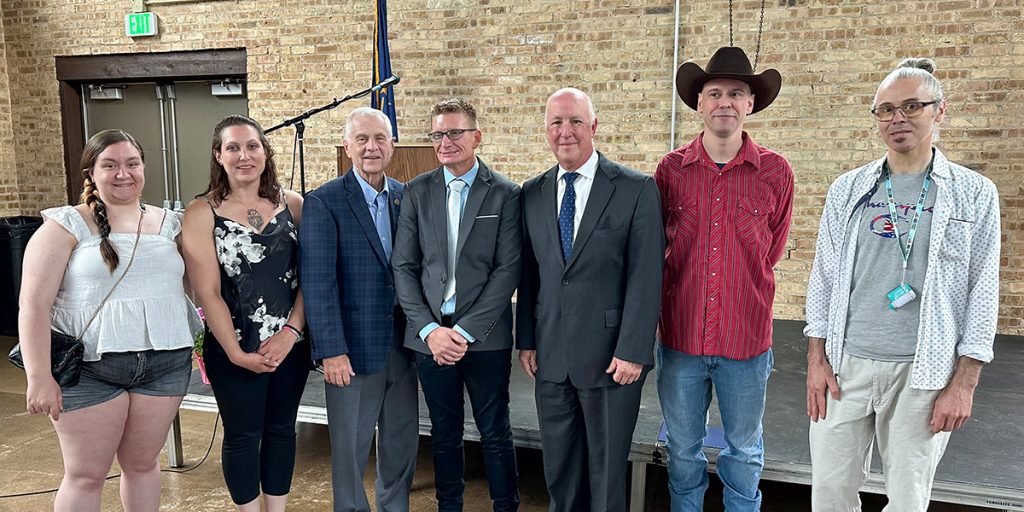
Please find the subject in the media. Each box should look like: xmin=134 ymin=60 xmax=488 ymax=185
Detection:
xmin=343 ymin=107 xmax=394 ymax=142
xmin=546 ymin=87 xmax=597 ymax=121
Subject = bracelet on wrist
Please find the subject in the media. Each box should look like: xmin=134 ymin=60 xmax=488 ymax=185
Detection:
xmin=282 ymin=323 xmax=303 ymax=341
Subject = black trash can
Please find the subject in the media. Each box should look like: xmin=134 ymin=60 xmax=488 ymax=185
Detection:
xmin=0 ymin=216 xmax=43 ymax=336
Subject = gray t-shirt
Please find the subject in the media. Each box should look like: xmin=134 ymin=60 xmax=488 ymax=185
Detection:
xmin=844 ymin=168 xmax=935 ymax=361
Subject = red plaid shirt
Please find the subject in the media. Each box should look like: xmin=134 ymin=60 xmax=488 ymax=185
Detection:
xmin=656 ymin=132 xmax=794 ymax=360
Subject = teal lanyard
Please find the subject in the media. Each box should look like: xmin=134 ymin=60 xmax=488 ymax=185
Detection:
xmin=882 ymin=160 xmax=932 ymax=284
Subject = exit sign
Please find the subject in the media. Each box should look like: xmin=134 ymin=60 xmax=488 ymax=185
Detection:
xmin=125 ymin=12 xmax=158 ymax=37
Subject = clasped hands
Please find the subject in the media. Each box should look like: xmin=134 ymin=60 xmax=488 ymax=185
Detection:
xmin=231 ymin=328 xmax=298 ymax=374
xmin=426 ymin=327 xmax=469 ymax=365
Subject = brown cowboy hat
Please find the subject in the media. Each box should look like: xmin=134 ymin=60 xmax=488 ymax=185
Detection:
xmin=675 ymin=46 xmax=782 ymax=114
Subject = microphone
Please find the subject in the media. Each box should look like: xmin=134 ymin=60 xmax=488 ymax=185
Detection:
xmin=371 ymin=75 xmax=400 ymax=92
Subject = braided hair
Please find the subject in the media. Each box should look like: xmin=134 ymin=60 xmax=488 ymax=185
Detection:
xmin=79 ymin=129 xmax=145 ymax=273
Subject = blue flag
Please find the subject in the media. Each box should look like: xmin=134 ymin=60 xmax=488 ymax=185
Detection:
xmin=372 ymin=0 xmax=399 ymax=141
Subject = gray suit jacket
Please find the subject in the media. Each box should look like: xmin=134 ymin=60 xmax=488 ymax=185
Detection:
xmin=516 ymin=153 xmax=665 ymax=388
xmin=393 ymin=158 xmax=522 ymax=354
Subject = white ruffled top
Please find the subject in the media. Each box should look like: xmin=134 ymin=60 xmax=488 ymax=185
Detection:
xmin=42 ymin=206 xmax=202 ymax=361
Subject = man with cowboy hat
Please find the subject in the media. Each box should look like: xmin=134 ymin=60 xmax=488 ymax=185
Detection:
xmin=654 ymin=46 xmax=794 ymax=511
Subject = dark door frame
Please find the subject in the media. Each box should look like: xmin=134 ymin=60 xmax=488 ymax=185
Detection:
xmin=56 ymin=48 xmax=246 ymax=203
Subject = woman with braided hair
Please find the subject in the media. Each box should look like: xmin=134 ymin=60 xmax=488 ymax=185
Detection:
xmin=18 ymin=129 xmax=201 ymax=511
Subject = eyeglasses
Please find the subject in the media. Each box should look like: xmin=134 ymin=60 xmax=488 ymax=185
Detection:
xmin=870 ymin=100 xmax=941 ymax=122
xmin=426 ymin=128 xmax=476 ymax=142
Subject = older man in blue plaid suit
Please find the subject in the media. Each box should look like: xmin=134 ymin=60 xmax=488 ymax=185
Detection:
xmin=300 ymin=107 xmax=418 ymax=512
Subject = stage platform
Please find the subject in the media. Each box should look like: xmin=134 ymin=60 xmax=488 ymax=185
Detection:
xmin=172 ymin=320 xmax=1024 ymax=511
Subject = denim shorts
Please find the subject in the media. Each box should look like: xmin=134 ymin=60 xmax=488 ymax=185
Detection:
xmin=60 ymin=347 xmax=193 ymax=412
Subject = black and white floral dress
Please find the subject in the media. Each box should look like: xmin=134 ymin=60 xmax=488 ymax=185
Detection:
xmin=209 ymin=205 xmax=299 ymax=354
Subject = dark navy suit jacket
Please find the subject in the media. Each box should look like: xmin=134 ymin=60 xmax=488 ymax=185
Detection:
xmin=299 ymin=170 xmax=406 ymax=375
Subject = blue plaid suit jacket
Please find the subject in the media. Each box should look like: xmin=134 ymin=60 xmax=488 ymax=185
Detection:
xmin=299 ymin=170 xmax=406 ymax=375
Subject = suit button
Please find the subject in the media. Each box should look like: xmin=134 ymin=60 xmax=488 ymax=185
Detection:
xmin=561 ymin=279 xmax=568 ymax=286
xmin=441 ymin=276 xmax=446 ymax=284
xmin=386 ymin=313 xmax=393 ymax=319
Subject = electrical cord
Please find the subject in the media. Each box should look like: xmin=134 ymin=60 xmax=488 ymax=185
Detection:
xmin=162 ymin=413 xmax=220 ymax=474
xmin=288 ymin=129 xmax=298 ymax=191
xmin=0 ymin=413 xmax=220 ymax=499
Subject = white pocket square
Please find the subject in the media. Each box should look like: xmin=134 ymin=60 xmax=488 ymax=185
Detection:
xmin=475 ymin=214 xmax=499 ymax=219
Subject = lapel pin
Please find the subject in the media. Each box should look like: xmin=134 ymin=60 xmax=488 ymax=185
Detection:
xmin=393 ymin=198 xmax=400 ymax=206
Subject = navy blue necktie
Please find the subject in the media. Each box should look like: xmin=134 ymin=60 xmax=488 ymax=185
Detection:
xmin=559 ymin=172 xmax=579 ymax=263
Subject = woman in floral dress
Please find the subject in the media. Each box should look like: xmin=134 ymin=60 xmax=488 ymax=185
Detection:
xmin=181 ymin=114 xmax=309 ymax=512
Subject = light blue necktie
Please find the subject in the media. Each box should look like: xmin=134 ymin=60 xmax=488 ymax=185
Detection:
xmin=445 ymin=179 xmax=466 ymax=301
xmin=372 ymin=191 xmax=391 ymax=261
xmin=559 ymin=173 xmax=578 ymax=263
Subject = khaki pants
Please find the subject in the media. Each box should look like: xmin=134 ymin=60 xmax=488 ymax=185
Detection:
xmin=809 ymin=354 xmax=951 ymax=512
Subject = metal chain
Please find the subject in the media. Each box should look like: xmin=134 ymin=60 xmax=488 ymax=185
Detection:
xmin=753 ymin=0 xmax=766 ymax=71
xmin=730 ymin=0 xmax=766 ymax=69
xmin=728 ymin=0 xmax=734 ymax=47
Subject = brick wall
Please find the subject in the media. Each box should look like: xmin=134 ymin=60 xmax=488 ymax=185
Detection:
xmin=0 ymin=12 xmax=17 ymax=217
xmin=0 ymin=0 xmax=1021 ymax=333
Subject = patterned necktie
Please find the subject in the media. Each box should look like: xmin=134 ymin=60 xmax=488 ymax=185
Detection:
xmin=445 ymin=179 xmax=466 ymax=301
xmin=559 ymin=172 xmax=579 ymax=264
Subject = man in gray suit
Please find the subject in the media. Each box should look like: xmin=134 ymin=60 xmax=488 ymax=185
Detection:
xmin=516 ymin=88 xmax=664 ymax=512
xmin=392 ymin=98 xmax=521 ymax=511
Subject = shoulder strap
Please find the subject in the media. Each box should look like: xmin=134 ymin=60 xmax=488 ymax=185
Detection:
xmin=204 ymin=196 xmax=219 ymax=215
xmin=156 ymin=206 xmax=168 ymax=232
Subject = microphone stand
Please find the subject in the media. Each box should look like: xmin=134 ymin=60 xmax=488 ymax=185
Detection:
xmin=265 ymin=83 xmax=380 ymax=196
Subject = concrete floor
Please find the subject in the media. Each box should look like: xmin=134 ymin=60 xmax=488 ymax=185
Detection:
xmin=0 ymin=336 xmax=988 ymax=511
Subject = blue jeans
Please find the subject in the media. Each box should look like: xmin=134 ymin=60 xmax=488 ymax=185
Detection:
xmin=656 ymin=345 xmax=773 ymax=512
xmin=415 ymin=349 xmax=519 ymax=512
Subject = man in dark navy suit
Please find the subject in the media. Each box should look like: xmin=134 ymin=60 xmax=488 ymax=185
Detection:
xmin=300 ymin=107 xmax=418 ymax=512
xmin=393 ymin=98 xmax=521 ymax=511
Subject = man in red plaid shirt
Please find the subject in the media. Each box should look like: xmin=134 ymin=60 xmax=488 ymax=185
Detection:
xmin=654 ymin=46 xmax=794 ymax=511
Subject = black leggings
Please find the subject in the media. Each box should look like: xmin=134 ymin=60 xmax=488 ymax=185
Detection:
xmin=203 ymin=339 xmax=311 ymax=504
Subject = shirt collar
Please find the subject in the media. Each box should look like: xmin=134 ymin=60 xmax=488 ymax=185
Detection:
xmin=444 ymin=158 xmax=480 ymax=188
xmin=683 ymin=131 xmax=762 ymax=170
xmin=557 ymin=149 xmax=599 ymax=181
xmin=352 ymin=168 xmax=389 ymax=205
